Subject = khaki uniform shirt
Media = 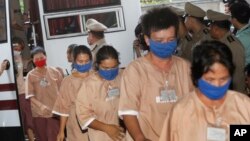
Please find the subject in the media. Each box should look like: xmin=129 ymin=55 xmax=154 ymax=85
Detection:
xmin=76 ymin=71 xmax=123 ymax=141
xmin=15 ymin=54 xmax=25 ymax=94
xmin=179 ymin=33 xmax=195 ymax=61
xmin=52 ymin=74 xmax=89 ymax=141
xmin=220 ymin=32 xmax=245 ymax=93
xmin=159 ymin=90 xmax=250 ymax=141
xmin=192 ymin=27 xmax=211 ymax=47
xmin=118 ymin=55 xmax=194 ymax=141
xmin=25 ymin=67 xmax=63 ymax=117
xmin=90 ymin=38 xmax=107 ymax=62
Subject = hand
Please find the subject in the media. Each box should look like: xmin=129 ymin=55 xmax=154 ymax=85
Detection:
xmin=0 ymin=61 xmax=7 ymax=72
xmin=135 ymin=135 xmax=151 ymax=141
xmin=104 ymin=124 xmax=125 ymax=141
xmin=133 ymin=39 xmax=140 ymax=48
xmin=56 ymin=131 xmax=65 ymax=141
xmin=41 ymin=105 xmax=52 ymax=117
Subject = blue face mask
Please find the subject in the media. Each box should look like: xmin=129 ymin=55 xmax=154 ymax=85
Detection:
xmin=149 ymin=39 xmax=177 ymax=58
xmin=198 ymin=78 xmax=231 ymax=100
xmin=73 ymin=61 xmax=92 ymax=73
xmin=98 ymin=67 xmax=119 ymax=81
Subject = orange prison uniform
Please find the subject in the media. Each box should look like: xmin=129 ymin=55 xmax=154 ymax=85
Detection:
xmin=15 ymin=54 xmax=34 ymax=131
xmin=25 ymin=67 xmax=63 ymax=141
xmin=118 ymin=55 xmax=194 ymax=141
xmin=159 ymin=90 xmax=250 ymax=141
xmin=53 ymin=74 xmax=89 ymax=141
xmin=76 ymin=71 xmax=124 ymax=141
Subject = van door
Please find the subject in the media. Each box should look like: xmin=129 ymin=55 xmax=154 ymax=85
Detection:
xmin=0 ymin=0 xmax=25 ymax=140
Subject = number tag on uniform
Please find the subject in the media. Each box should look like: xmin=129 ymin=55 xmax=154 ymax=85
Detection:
xmin=207 ymin=127 xmax=226 ymax=141
xmin=106 ymin=88 xmax=119 ymax=101
xmin=156 ymin=89 xmax=177 ymax=103
xmin=40 ymin=78 xmax=49 ymax=87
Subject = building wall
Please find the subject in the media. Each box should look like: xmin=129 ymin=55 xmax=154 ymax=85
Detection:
xmin=142 ymin=0 xmax=222 ymax=13
xmin=37 ymin=0 xmax=142 ymax=72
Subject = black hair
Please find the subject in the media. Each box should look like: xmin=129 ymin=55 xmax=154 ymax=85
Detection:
xmin=230 ymin=3 xmax=250 ymax=24
xmin=141 ymin=7 xmax=179 ymax=38
xmin=31 ymin=46 xmax=46 ymax=58
xmin=95 ymin=45 xmax=120 ymax=70
xmin=89 ymin=31 xmax=105 ymax=39
xmin=12 ymin=37 xmax=25 ymax=50
xmin=72 ymin=45 xmax=92 ymax=62
xmin=191 ymin=40 xmax=235 ymax=86
xmin=134 ymin=23 xmax=143 ymax=37
xmin=67 ymin=44 xmax=77 ymax=54
xmin=228 ymin=0 xmax=249 ymax=6
xmin=211 ymin=20 xmax=231 ymax=31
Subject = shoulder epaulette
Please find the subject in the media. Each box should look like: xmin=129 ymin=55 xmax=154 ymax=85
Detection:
xmin=185 ymin=34 xmax=192 ymax=41
xmin=227 ymin=35 xmax=235 ymax=43
xmin=203 ymin=28 xmax=209 ymax=34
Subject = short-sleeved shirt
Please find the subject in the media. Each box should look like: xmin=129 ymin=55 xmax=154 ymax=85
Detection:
xmin=178 ymin=33 xmax=195 ymax=61
xmin=14 ymin=54 xmax=25 ymax=94
xmin=118 ymin=55 xmax=194 ymax=141
xmin=90 ymin=38 xmax=107 ymax=62
xmin=192 ymin=27 xmax=211 ymax=46
xmin=159 ymin=90 xmax=250 ymax=141
xmin=236 ymin=24 xmax=250 ymax=65
xmin=76 ymin=71 xmax=123 ymax=141
xmin=52 ymin=74 xmax=89 ymax=141
xmin=25 ymin=67 xmax=63 ymax=117
xmin=220 ymin=31 xmax=245 ymax=93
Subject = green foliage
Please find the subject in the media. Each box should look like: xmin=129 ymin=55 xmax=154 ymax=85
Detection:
xmin=19 ymin=0 xmax=25 ymax=14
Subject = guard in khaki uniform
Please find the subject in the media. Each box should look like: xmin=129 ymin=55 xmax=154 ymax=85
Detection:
xmin=169 ymin=6 xmax=195 ymax=61
xmin=184 ymin=2 xmax=211 ymax=48
xmin=86 ymin=18 xmax=107 ymax=62
xmin=207 ymin=9 xmax=245 ymax=93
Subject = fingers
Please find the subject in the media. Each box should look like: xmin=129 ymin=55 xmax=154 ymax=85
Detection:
xmin=119 ymin=127 xmax=124 ymax=132
xmin=1 ymin=62 xmax=7 ymax=69
xmin=115 ymin=128 xmax=125 ymax=141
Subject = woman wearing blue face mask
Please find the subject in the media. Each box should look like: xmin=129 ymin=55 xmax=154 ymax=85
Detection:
xmin=159 ymin=40 xmax=250 ymax=141
xmin=76 ymin=45 xmax=125 ymax=141
xmin=52 ymin=45 xmax=92 ymax=141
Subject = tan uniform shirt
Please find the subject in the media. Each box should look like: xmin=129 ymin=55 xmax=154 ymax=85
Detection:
xmin=192 ymin=27 xmax=211 ymax=46
xmin=220 ymin=32 xmax=245 ymax=93
xmin=25 ymin=67 xmax=63 ymax=117
xmin=118 ymin=55 xmax=194 ymax=141
xmin=159 ymin=90 xmax=250 ymax=141
xmin=52 ymin=74 xmax=89 ymax=141
xmin=76 ymin=71 xmax=123 ymax=141
xmin=179 ymin=34 xmax=195 ymax=61
xmin=15 ymin=55 xmax=25 ymax=94
xmin=90 ymin=38 xmax=107 ymax=62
